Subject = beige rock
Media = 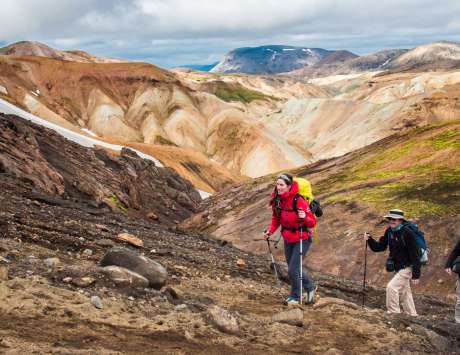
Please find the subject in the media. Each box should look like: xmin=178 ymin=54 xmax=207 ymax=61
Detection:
xmin=207 ymin=306 xmax=239 ymax=334
xmin=72 ymin=277 xmax=96 ymax=288
xmin=43 ymin=257 xmax=60 ymax=268
xmin=272 ymin=308 xmax=303 ymax=327
xmin=100 ymin=266 xmax=149 ymax=288
xmin=147 ymin=212 xmax=158 ymax=221
xmin=116 ymin=233 xmax=144 ymax=248
xmin=236 ymin=258 xmax=246 ymax=267
xmin=0 ymin=266 xmax=8 ymax=281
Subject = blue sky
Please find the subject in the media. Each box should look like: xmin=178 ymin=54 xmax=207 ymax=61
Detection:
xmin=1 ymin=0 xmax=459 ymax=68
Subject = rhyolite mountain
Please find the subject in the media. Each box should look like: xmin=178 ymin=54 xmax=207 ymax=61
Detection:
xmin=0 ymin=40 xmax=125 ymax=64
xmin=210 ymin=45 xmax=333 ymax=74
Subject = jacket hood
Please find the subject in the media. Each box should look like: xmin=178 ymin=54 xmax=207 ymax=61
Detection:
xmin=279 ymin=181 xmax=299 ymax=200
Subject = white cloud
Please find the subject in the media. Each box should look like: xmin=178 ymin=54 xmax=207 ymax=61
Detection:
xmin=0 ymin=0 xmax=459 ymax=67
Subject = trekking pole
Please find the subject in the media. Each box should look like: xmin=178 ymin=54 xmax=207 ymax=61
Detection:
xmin=266 ymin=238 xmax=280 ymax=285
xmin=299 ymin=210 xmax=304 ymax=305
xmin=257 ymin=232 xmax=281 ymax=287
xmin=362 ymin=233 xmax=368 ymax=307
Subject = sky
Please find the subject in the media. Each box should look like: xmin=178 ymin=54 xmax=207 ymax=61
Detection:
xmin=1 ymin=0 xmax=460 ymax=68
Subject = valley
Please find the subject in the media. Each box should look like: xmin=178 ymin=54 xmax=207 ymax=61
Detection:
xmin=0 ymin=38 xmax=460 ymax=353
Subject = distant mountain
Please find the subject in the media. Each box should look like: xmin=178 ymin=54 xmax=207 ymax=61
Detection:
xmin=0 ymin=41 xmax=126 ymax=64
xmin=211 ymin=45 xmax=332 ymax=74
xmin=290 ymin=41 xmax=460 ymax=78
xmin=179 ymin=62 xmax=218 ymax=72
xmin=387 ymin=41 xmax=460 ymax=71
xmin=337 ymin=49 xmax=407 ymax=72
xmin=289 ymin=50 xmax=359 ymax=77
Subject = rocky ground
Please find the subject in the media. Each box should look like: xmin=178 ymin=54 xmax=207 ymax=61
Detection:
xmin=0 ymin=116 xmax=459 ymax=353
xmin=1 ymin=172 xmax=459 ymax=354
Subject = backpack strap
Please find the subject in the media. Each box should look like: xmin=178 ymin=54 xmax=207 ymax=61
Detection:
xmin=292 ymin=194 xmax=300 ymax=212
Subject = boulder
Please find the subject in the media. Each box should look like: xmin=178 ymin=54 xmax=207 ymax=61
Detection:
xmin=206 ymin=306 xmax=239 ymax=334
xmin=100 ymin=266 xmax=149 ymax=288
xmin=272 ymin=308 xmax=303 ymax=327
xmin=100 ymin=248 xmax=167 ymax=289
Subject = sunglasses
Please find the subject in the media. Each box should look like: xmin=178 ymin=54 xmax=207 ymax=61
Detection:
xmin=387 ymin=218 xmax=399 ymax=221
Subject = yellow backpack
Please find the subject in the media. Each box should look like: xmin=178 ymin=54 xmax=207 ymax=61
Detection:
xmin=293 ymin=177 xmax=314 ymax=202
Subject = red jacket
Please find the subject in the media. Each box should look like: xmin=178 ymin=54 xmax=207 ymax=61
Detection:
xmin=268 ymin=181 xmax=316 ymax=243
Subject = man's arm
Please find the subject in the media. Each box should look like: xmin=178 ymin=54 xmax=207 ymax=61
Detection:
xmin=445 ymin=239 xmax=460 ymax=269
xmin=367 ymin=231 xmax=389 ymax=252
xmin=403 ymin=229 xmax=421 ymax=279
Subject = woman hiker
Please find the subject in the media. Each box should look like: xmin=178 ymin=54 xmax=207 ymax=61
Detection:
xmin=444 ymin=238 xmax=460 ymax=324
xmin=364 ymin=209 xmax=421 ymax=316
xmin=264 ymin=173 xmax=317 ymax=305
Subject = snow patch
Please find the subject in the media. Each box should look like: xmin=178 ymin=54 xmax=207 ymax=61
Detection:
xmin=0 ymin=85 xmax=7 ymax=95
xmin=197 ymin=189 xmax=211 ymax=199
xmin=81 ymin=128 xmax=98 ymax=137
xmin=0 ymin=98 xmax=163 ymax=167
xmin=379 ymin=58 xmax=392 ymax=68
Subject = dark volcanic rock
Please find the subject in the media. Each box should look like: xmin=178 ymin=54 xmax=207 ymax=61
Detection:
xmin=100 ymin=247 xmax=167 ymax=289
xmin=0 ymin=114 xmax=200 ymax=224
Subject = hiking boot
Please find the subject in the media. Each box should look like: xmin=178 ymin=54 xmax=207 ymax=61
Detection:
xmin=285 ymin=296 xmax=300 ymax=306
xmin=305 ymin=286 xmax=318 ymax=305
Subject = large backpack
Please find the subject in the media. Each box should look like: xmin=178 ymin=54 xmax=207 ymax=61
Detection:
xmin=293 ymin=177 xmax=323 ymax=217
xmin=402 ymin=221 xmax=429 ymax=265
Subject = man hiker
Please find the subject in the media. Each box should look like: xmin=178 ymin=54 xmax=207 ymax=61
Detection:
xmin=265 ymin=173 xmax=317 ymax=305
xmin=364 ymin=209 xmax=421 ymax=316
xmin=444 ymin=238 xmax=460 ymax=323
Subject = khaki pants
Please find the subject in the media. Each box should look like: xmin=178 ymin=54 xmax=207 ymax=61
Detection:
xmin=456 ymin=280 xmax=460 ymax=323
xmin=386 ymin=267 xmax=417 ymax=316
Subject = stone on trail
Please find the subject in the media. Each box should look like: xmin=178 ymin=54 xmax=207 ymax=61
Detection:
xmin=72 ymin=276 xmax=96 ymax=288
xmin=43 ymin=257 xmax=60 ymax=268
xmin=0 ymin=266 xmax=8 ymax=281
xmin=206 ymin=306 xmax=240 ymax=334
xmin=312 ymin=297 xmax=360 ymax=311
xmin=100 ymin=266 xmax=149 ymax=288
xmin=116 ymin=233 xmax=144 ymax=248
xmin=83 ymin=249 xmax=93 ymax=256
xmin=91 ymin=295 xmax=103 ymax=309
xmin=272 ymin=308 xmax=303 ymax=327
xmin=100 ymin=247 xmax=167 ymax=289
xmin=236 ymin=258 xmax=246 ymax=267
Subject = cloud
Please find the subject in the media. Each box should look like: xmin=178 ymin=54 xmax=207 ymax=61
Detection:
xmin=1 ymin=0 xmax=460 ymax=67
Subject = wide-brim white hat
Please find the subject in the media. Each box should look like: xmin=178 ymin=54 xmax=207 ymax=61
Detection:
xmin=383 ymin=209 xmax=406 ymax=220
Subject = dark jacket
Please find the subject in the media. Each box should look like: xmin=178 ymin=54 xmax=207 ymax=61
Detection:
xmin=368 ymin=226 xmax=421 ymax=279
xmin=444 ymin=239 xmax=460 ymax=275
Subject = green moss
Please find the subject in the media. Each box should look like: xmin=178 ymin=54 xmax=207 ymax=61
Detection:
xmin=110 ymin=195 xmax=127 ymax=211
xmin=154 ymin=135 xmax=178 ymax=146
xmin=431 ymin=129 xmax=460 ymax=150
xmin=0 ymin=93 xmax=17 ymax=105
xmin=209 ymin=81 xmax=275 ymax=103
xmin=334 ymin=167 xmax=460 ymax=217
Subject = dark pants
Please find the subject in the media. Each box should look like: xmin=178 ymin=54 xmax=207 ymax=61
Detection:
xmin=284 ymin=238 xmax=315 ymax=299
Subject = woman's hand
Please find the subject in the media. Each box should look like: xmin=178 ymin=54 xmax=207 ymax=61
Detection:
xmin=445 ymin=268 xmax=452 ymax=276
xmin=364 ymin=232 xmax=371 ymax=241
xmin=298 ymin=209 xmax=306 ymax=219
